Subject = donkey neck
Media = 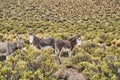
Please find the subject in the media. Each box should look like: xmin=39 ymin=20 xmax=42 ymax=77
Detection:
xmin=33 ymin=36 xmax=42 ymax=49
xmin=68 ymin=39 xmax=77 ymax=50
xmin=33 ymin=36 xmax=40 ymax=45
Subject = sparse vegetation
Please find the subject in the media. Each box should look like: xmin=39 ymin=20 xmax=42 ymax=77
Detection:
xmin=0 ymin=0 xmax=120 ymax=80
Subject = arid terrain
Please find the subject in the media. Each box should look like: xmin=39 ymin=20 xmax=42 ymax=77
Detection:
xmin=0 ymin=0 xmax=120 ymax=80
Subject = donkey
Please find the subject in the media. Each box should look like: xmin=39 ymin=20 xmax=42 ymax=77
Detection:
xmin=55 ymin=35 xmax=81 ymax=64
xmin=0 ymin=38 xmax=25 ymax=60
xmin=29 ymin=34 xmax=56 ymax=50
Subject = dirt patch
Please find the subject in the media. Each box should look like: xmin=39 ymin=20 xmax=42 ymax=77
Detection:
xmin=54 ymin=66 xmax=86 ymax=80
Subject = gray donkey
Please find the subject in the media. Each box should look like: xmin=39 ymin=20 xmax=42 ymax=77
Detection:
xmin=0 ymin=37 xmax=25 ymax=61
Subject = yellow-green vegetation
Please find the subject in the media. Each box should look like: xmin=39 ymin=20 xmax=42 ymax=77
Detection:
xmin=0 ymin=47 xmax=58 ymax=80
xmin=0 ymin=0 xmax=120 ymax=80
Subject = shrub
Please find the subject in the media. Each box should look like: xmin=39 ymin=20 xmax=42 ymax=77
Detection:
xmin=0 ymin=48 xmax=59 ymax=80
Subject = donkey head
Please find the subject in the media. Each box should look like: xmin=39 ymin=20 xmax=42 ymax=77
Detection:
xmin=29 ymin=33 xmax=34 ymax=44
xmin=15 ymin=35 xmax=26 ymax=51
xmin=17 ymin=39 xmax=25 ymax=49
xmin=76 ymin=35 xmax=81 ymax=46
xmin=68 ymin=35 xmax=81 ymax=46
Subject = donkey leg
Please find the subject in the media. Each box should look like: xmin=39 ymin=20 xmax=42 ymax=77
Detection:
xmin=55 ymin=52 xmax=62 ymax=64
xmin=55 ymin=49 xmax=62 ymax=64
xmin=58 ymin=52 xmax=62 ymax=64
xmin=68 ymin=50 xmax=73 ymax=58
xmin=52 ymin=45 xmax=55 ymax=54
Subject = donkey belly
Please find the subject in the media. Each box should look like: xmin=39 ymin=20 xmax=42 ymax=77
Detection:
xmin=61 ymin=47 xmax=70 ymax=52
xmin=41 ymin=46 xmax=53 ymax=49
